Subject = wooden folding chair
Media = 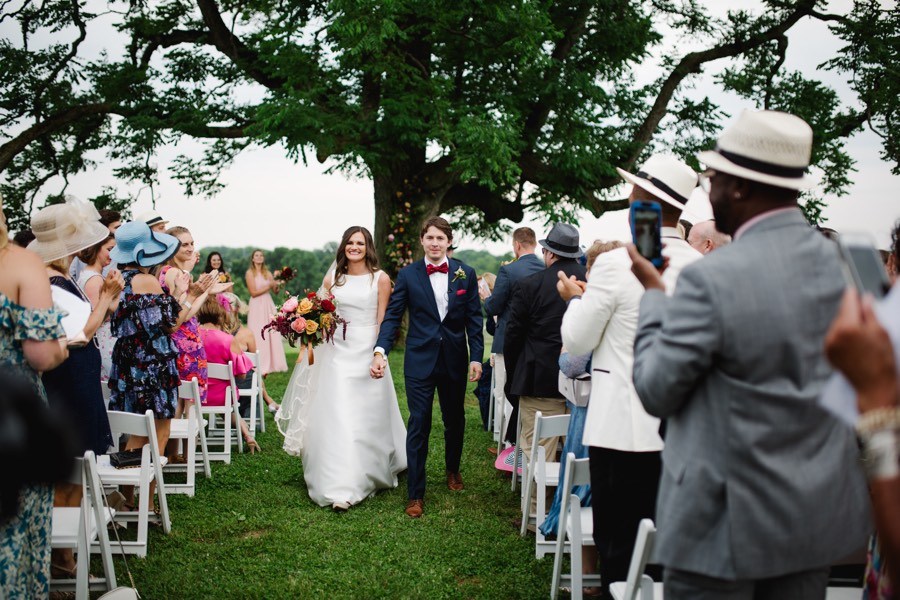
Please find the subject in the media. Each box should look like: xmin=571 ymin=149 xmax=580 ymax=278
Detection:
xmin=551 ymin=453 xmax=602 ymax=600
xmin=51 ymin=452 xmax=117 ymax=599
xmin=97 ymin=409 xmax=171 ymax=556
xmin=205 ymin=361 xmax=243 ymax=462
xmin=165 ymin=379 xmax=211 ymax=496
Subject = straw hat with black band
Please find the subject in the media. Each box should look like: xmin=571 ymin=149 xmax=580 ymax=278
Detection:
xmin=697 ymin=110 xmax=815 ymax=190
xmin=616 ymin=154 xmax=699 ymax=213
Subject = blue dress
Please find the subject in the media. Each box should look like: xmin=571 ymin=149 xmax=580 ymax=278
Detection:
xmin=43 ymin=276 xmax=112 ymax=455
xmin=0 ymin=292 xmax=64 ymax=599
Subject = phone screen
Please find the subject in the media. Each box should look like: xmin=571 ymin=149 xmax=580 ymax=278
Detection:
xmin=633 ymin=206 xmax=663 ymax=264
xmin=846 ymin=245 xmax=889 ymax=298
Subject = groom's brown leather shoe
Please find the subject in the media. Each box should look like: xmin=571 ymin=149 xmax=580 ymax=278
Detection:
xmin=447 ymin=472 xmax=464 ymax=491
xmin=405 ymin=499 xmax=424 ymax=518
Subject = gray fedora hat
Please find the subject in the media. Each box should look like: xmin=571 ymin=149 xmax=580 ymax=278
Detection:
xmin=538 ymin=223 xmax=582 ymax=259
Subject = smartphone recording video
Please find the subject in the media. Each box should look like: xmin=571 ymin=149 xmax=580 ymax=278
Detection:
xmin=630 ymin=201 xmax=664 ymax=268
xmin=838 ymin=234 xmax=891 ymax=299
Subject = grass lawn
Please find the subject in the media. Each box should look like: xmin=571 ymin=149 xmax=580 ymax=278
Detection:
xmin=109 ymin=348 xmax=555 ymax=598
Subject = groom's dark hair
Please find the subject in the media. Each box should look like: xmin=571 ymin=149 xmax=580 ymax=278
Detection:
xmin=420 ymin=216 xmax=453 ymax=241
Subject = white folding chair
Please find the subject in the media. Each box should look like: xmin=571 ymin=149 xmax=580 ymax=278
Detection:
xmin=240 ymin=351 xmax=265 ymax=433
xmin=551 ymin=453 xmax=601 ymax=600
xmin=205 ymin=361 xmax=243 ymax=461
xmin=511 ymin=407 xmax=524 ymax=492
xmin=51 ymin=452 xmax=117 ymax=599
xmin=487 ymin=364 xmax=496 ymax=437
xmin=166 ymin=379 xmax=211 ymax=496
xmin=96 ymin=410 xmax=171 ymax=556
xmin=521 ymin=412 xmax=570 ymax=552
xmin=609 ymin=519 xmax=662 ymax=600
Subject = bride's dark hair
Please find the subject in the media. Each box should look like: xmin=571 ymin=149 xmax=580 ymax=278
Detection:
xmin=333 ymin=226 xmax=379 ymax=287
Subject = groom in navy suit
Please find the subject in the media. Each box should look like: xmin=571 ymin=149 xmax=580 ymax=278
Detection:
xmin=371 ymin=216 xmax=484 ymax=518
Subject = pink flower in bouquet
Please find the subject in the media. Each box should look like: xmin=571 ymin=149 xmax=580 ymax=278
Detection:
xmin=281 ymin=296 xmax=299 ymax=313
xmin=290 ymin=317 xmax=307 ymax=334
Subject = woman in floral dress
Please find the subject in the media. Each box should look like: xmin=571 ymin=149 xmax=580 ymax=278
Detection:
xmin=0 ymin=200 xmax=68 ymax=598
xmin=159 ymin=226 xmax=211 ymax=405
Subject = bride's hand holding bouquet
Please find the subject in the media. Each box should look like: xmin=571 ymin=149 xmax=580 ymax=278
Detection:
xmin=262 ymin=291 xmax=347 ymax=365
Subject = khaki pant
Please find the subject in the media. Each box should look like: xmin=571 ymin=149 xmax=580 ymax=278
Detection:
xmin=519 ymin=395 xmax=567 ymax=515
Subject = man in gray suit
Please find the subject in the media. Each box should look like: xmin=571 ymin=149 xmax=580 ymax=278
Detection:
xmin=629 ymin=110 xmax=871 ymax=598
xmin=482 ymin=227 xmax=544 ymax=442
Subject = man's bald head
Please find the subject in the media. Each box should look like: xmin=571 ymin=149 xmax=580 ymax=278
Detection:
xmin=688 ymin=220 xmax=731 ymax=255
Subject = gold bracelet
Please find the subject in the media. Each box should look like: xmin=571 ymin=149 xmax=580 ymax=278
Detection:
xmin=856 ymin=406 xmax=900 ymax=435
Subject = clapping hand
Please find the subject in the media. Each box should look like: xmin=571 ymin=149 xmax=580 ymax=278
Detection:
xmin=101 ymin=269 xmax=125 ymax=299
xmin=556 ymin=272 xmax=586 ymax=302
xmin=189 ymin=272 xmax=216 ymax=297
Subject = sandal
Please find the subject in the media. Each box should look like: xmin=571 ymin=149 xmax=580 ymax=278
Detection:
xmin=245 ymin=438 xmax=262 ymax=454
xmin=50 ymin=563 xmax=77 ymax=579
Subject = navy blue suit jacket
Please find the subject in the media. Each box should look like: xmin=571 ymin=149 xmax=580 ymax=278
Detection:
xmin=482 ymin=253 xmax=544 ymax=353
xmin=376 ymin=258 xmax=484 ymax=381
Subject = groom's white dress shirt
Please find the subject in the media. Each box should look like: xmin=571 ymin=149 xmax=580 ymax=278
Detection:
xmin=426 ymin=258 xmax=449 ymax=321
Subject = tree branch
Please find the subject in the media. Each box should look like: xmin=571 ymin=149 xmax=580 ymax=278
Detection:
xmin=440 ymin=182 xmax=524 ymax=223
xmin=764 ymin=34 xmax=788 ymax=110
xmin=139 ymin=29 xmax=210 ymax=69
xmin=0 ymin=102 xmax=248 ymax=174
xmin=625 ymin=0 xmax=818 ymax=169
xmin=195 ymin=0 xmax=288 ymax=90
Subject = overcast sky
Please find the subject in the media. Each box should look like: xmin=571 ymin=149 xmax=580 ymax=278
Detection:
xmin=10 ymin=1 xmax=899 ymax=256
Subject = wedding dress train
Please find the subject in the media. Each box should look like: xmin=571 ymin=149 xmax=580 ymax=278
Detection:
xmin=277 ymin=272 xmax=407 ymax=507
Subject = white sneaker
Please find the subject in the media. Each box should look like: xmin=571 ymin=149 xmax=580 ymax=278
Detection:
xmin=268 ymin=403 xmax=280 ymax=413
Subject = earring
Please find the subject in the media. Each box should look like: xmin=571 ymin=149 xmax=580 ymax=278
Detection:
xmin=734 ymin=192 xmax=742 ymax=200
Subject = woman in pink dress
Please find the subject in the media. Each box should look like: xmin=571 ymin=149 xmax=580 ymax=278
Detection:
xmin=245 ymin=249 xmax=287 ymax=398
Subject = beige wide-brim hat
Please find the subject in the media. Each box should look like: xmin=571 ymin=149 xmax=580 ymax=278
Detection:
xmin=616 ymin=154 xmax=698 ymax=212
xmin=698 ymin=109 xmax=816 ymax=190
xmin=27 ymin=197 xmax=110 ymax=263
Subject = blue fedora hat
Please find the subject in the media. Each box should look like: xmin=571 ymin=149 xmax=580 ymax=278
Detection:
xmin=110 ymin=221 xmax=180 ymax=267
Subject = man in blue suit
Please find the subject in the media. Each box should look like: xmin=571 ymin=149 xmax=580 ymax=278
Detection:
xmin=371 ymin=216 xmax=484 ymax=518
xmin=481 ymin=227 xmax=544 ymax=442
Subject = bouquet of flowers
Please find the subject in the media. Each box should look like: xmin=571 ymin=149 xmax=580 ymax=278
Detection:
xmin=273 ymin=265 xmax=296 ymax=283
xmin=261 ymin=291 xmax=347 ymax=364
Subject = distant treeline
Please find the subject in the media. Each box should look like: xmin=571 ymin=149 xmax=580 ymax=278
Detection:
xmin=194 ymin=245 xmax=513 ymax=302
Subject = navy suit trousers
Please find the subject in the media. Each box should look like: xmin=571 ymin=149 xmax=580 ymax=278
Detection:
xmin=405 ymin=352 xmax=467 ymax=500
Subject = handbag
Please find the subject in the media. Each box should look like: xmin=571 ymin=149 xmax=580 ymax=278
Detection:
xmin=558 ymin=371 xmax=592 ymax=408
xmin=109 ymin=448 xmax=143 ymax=469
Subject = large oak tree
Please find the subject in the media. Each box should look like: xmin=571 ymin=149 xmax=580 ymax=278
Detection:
xmin=0 ymin=0 xmax=895 ymax=271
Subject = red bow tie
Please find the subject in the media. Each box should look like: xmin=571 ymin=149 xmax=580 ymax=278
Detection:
xmin=426 ymin=263 xmax=449 ymax=276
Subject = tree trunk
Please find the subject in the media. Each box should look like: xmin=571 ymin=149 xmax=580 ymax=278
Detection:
xmin=372 ymin=168 xmax=442 ymax=279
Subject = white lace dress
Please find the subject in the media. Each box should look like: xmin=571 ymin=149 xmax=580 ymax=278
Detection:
xmin=276 ymin=271 xmax=407 ymax=507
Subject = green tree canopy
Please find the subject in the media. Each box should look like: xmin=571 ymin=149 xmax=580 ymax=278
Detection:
xmin=1 ymin=1 xmax=896 ymax=271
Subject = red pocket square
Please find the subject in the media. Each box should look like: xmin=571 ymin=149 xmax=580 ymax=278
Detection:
xmin=456 ymin=289 xmax=467 ymax=296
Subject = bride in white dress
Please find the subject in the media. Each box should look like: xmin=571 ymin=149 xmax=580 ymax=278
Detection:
xmin=276 ymin=226 xmax=407 ymax=510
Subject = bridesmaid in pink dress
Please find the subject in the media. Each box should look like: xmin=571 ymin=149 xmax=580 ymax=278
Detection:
xmin=245 ymin=250 xmax=288 ymax=391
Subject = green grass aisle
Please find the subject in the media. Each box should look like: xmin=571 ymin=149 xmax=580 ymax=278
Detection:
xmin=114 ymin=349 xmax=555 ymax=598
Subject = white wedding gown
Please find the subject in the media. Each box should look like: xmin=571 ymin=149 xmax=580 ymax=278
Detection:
xmin=276 ymin=271 xmax=407 ymax=507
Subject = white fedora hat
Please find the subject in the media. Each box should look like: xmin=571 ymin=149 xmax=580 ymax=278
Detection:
xmin=698 ymin=109 xmax=815 ymax=190
xmin=616 ymin=154 xmax=698 ymax=212
xmin=27 ymin=197 xmax=110 ymax=263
